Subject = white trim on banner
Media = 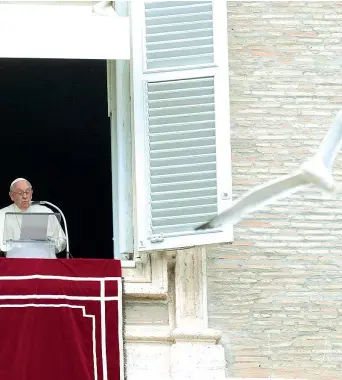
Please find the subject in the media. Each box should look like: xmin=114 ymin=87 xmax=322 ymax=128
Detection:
xmin=0 ymin=275 xmax=124 ymax=380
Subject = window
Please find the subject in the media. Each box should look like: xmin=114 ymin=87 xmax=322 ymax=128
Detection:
xmin=111 ymin=0 xmax=232 ymax=258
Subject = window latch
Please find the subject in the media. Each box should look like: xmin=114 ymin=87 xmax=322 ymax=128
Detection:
xmin=150 ymin=234 xmax=164 ymax=243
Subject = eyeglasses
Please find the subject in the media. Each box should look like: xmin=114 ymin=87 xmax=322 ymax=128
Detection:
xmin=11 ymin=189 xmax=33 ymax=197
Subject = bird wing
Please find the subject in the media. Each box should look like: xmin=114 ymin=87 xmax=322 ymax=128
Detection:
xmin=316 ymin=110 xmax=342 ymax=170
xmin=195 ymin=170 xmax=309 ymax=230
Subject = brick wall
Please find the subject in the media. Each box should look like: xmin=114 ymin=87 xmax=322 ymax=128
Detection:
xmin=207 ymin=2 xmax=342 ymax=379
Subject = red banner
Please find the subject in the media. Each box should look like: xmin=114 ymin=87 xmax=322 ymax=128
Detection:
xmin=0 ymin=258 xmax=123 ymax=380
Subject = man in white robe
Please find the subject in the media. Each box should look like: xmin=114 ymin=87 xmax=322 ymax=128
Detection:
xmin=0 ymin=178 xmax=66 ymax=258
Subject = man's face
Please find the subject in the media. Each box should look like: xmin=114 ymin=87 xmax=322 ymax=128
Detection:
xmin=9 ymin=180 xmax=33 ymax=211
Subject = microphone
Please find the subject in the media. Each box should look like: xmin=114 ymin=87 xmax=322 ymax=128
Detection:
xmin=31 ymin=200 xmax=70 ymax=258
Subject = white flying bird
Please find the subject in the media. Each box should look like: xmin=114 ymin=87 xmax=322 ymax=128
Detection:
xmin=196 ymin=110 xmax=342 ymax=231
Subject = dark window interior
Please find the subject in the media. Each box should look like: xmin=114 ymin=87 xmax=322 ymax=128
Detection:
xmin=0 ymin=58 xmax=113 ymax=259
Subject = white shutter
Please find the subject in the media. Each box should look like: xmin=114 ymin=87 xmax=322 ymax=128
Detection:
xmin=131 ymin=0 xmax=232 ymax=251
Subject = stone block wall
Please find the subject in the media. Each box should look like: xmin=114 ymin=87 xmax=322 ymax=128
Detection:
xmin=207 ymin=2 xmax=342 ymax=379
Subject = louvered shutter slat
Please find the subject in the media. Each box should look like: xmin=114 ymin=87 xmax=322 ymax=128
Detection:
xmin=151 ymin=179 xmax=217 ymax=193
xmin=147 ymin=55 xmax=213 ymax=70
xmin=151 ymin=153 xmax=215 ymax=167
xmin=149 ymin=95 xmax=214 ymax=108
xmin=150 ymin=138 xmax=215 ymax=152
xmin=149 ymin=122 xmax=215 ymax=134
xmin=151 ymin=161 xmax=217 ymax=176
xmin=147 ymin=46 xmax=213 ymax=62
xmin=151 ymin=146 xmax=216 ymax=161
xmin=152 ymin=187 xmax=217 ymax=198
xmin=146 ymin=29 xmax=213 ymax=44
xmin=152 ymin=167 xmax=216 ymax=178
xmin=152 ymin=195 xmax=217 ymax=210
xmin=149 ymin=113 xmax=215 ymax=126
xmin=146 ymin=11 xmax=213 ymax=26
xmin=145 ymin=2 xmax=212 ymax=14
xmin=153 ymin=212 xmax=215 ymax=225
xmin=149 ymin=89 xmax=214 ymax=101
xmin=147 ymin=36 xmax=213 ymax=51
xmin=152 ymin=171 xmax=217 ymax=187
xmin=152 ymin=188 xmax=217 ymax=200
xmin=153 ymin=204 xmax=216 ymax=218
xmin=150 ymin=130 xmax=215 ymax=144
xmin=150 ymin=104 xmax=215 ymax=118
xmin=145 ymin=1 xmax=203 ymax=10
xmin=149 ymin=77 xmax=213 ymax=92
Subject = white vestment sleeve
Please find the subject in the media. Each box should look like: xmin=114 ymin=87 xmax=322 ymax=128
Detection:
xmin=0 ymin=209 xmax=5 ymax=252
xmin=47 ymin=213 xmax=67 ymax=253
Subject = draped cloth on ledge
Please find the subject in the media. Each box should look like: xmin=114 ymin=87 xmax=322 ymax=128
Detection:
xmin=0 ymin=258 xmax=123 ymax=380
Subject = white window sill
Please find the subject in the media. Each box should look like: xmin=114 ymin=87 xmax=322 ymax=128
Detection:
xmin=121 ymin=260 xmax=136 ymax=268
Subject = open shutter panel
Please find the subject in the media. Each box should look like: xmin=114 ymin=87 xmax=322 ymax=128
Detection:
xmin=131 ymin=0 xmax=233 ymax=251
